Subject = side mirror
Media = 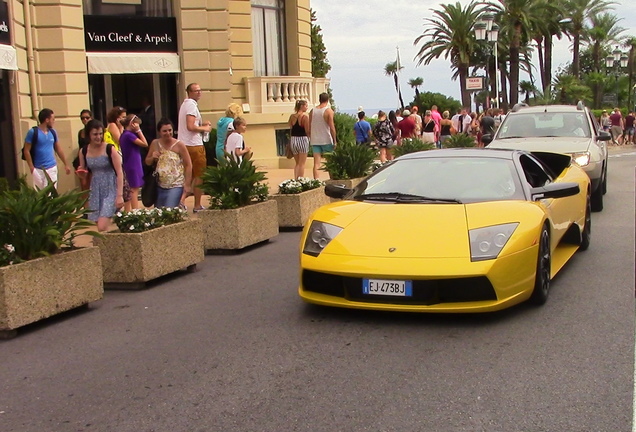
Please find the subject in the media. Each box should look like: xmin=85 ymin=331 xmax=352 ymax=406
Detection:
xmin=531 ymin=182 xmax=580 ymax=201
xmin=597 ymin=130 xmax=611 ymax=141
xmin=324 ymin=183 xmax=351 ymax=199
xmin=481 ymin=134 xmax=493 ymax=146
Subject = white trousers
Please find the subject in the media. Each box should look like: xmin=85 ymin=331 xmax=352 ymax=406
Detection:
xmin=32 ymin=166 xmax=58 ymax=190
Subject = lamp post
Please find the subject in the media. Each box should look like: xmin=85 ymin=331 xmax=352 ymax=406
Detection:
xmin=605 ymin=46 xmax=629 ymax=108
xmin=475 ymin=14 xmax=499 ymax=110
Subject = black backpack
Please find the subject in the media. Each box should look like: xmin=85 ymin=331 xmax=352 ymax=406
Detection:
xmin=81 ymin=144 xmax=116 ymax=172
xmin=21 ymin=126 xmax=58 ymax=161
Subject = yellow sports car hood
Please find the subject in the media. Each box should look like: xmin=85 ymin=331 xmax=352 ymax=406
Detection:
xmin=310 ymin=201 xmax=539 ymax=259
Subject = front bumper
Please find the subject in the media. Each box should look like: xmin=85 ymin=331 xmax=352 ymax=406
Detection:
xmin=299 ymin=247 xmax=538 ymax=313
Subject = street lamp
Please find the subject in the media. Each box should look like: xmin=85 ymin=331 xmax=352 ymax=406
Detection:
xmin=475 ymin=13 xmax=499 ymax=110
xmin=605 ymin=46 xmax=629 ymax=107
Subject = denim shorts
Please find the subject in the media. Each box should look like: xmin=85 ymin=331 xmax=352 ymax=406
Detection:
xmin=311 ymin=144 xmax=334 ymax=154
xmin=156 ymin=186 xmax=184 ymax=208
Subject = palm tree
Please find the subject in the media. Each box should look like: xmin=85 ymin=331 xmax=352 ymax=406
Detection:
xmin=497 ymin=0 xmax=560 ymax=106
xmin=408 ymin=77 xmax=424 ymax=100
xmin=624 ymin=36 xmax=636 ymax=110
xmin=582 ymin=13 xmax=625 ymax=107
xmin=414 ymin=1 xmax=485 ymax=108
xmin=519 ymin=80 xmax=535 ymax=103
xmin=384 ymin=61 xmax=405 ymax=109
xmin=564 ymin=0 xmax=617 ymax=78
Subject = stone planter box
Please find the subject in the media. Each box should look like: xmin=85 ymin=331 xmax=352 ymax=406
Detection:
xmin=271 ymin=186 xmax=331 ymax=228
xmin=198 ymin=199 xmax=279 ymax=251
xmin=325 ymin=177 xmax=365 ymax=190
xmin=94 ymin=219 xmax=204 ymax=289
xmin=0 ymin=246 xmax=103 ymax=337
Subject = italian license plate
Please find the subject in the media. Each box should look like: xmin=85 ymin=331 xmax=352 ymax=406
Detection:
xmin=362 ymin=279 xmax=413 ymax=297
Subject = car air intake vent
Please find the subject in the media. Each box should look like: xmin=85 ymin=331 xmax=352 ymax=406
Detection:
xmin=302 ymin=270 xmax=497 ymax=305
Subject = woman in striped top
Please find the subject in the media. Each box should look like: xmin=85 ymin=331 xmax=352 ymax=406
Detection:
xmin=288 ymin=100 xmax=310 ymax=179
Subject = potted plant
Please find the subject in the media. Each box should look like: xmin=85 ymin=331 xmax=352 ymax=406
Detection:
xmin=198 ymin=152 xmax=278 ymax=251
xmin=323 ymin=142 xmax=377 ymax=189
xmin=442 ymin=133 xmax=477 ymax=148
xmin=271 ymin=178 xmax=329 ymax=229
xmin=93 ymin=207 xmax=204 ymax=289
xmin=391 ymin=137 xmax=436 ymax=158
xmin=0 ymin=179 xmax=103 ymax=338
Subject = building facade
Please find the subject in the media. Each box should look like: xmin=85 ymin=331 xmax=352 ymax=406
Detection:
xmin=0 ymin=0 xmax=328 ymax=192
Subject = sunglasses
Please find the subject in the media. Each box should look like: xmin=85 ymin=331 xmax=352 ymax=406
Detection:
xmin=81 ymin=116 xmax=91 ymax=120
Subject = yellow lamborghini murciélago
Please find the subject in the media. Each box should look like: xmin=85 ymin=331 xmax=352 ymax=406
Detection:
xmin=299 ymin=148 xmax=591 ymax=313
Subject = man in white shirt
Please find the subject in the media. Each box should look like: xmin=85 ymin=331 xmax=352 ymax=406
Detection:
xmin=178 ymin=83 xmax=212 ymax=212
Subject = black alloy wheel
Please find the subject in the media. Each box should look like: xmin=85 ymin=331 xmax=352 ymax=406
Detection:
xmin=529 ymin=225 xmax=551 ymax=305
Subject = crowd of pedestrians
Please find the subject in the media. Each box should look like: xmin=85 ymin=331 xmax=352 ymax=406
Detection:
xmin=24 ymin=86 xmax=636 ymax=232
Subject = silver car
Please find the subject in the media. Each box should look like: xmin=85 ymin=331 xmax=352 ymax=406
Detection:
xmin=484 ymin=103 xmax=611 ymax=211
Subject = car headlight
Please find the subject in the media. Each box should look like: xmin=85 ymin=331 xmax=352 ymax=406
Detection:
xmin=571 ymin=152 xmax=591 ymax=167
xmin=469 ymin=223 xmax=519 ymax=262
xmin=303 ymin=221 xmax=343 ymax=257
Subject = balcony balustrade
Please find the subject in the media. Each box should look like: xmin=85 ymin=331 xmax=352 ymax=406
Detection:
xmin=244 ymin=76 xmax=330 ymax=114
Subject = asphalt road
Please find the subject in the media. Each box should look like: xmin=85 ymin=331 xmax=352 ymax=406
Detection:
xmin=1 ymin=150 xmax=634 ymax=432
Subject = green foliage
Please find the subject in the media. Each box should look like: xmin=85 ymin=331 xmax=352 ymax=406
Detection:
xmin=0 ymin=177 xmax=98 ymax=264
xmin=203 ymin=128 xmax=219 ymax=166
xmin=333 ymin=112 xmax=356 ymax=146
xmin=413 ymin=92 xmax=462 ymax=116
xmin=200 ymin=152 xmax=269 ymax=209
xmin=113 ymin=207 xmax=187 ymax=233
xmin=277 ymin=177 xmax=324 ymax=194
xmin=0 ymin=177 xmax=8 ymax=194
xmin=322 ymin=142 xmax=377 ymax=180
xmin=392 ymin=138 xmax=436 ymax=157
xmin=442 ymin=133 xmax=477 ymax=148
xmin=311 ymin=10 xmax=331 ymax=79
xmin=0 ymin=244 xmax=17 ymax=267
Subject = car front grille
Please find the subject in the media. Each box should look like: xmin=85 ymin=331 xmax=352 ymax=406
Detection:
xmin=302 ymin=270 xmax=497 ymax=305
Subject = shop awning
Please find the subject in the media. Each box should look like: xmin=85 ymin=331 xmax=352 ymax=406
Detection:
xmin=0 ymin=44 xmax=18 ymax=70
xmin=86 ymin=52 xmax=180 ymax=74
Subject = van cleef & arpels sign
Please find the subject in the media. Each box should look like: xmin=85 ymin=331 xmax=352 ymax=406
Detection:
xmin=84 ymin=15 xmax=177 ymax=53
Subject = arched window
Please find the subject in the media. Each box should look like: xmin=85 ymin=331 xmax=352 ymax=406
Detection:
xmin=251 ymin=0 xmax=287 ymax=76
xmin=82 ymin=0 xmax=172 ymax=17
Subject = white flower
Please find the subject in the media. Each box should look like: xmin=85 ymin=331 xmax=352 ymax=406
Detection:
xmin=234 ymin=187 xmax=240 ymax=193
xmin=145 ymin=222 xmax=150 ymax=227
xmin=129 ymin=225 xmax=135 ymax=231
xmin=4 ymin=244 xmax=14 ymax=253
xmin=116 ymin=212 xmax=122 ymax=217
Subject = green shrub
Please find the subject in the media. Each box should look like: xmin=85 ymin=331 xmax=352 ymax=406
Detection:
xmin=392 ymin=137 xmax=436 ymax=158
xmin=443 ymin=133 xmax=477 ymax=148
xmin=322 ymin=142 xmax=377 ymax=180
xmin=200 ymin=152 xmax=269 ymax=209
xmin=333 ymin=112 xmax=356 ymax=146
xmin=0 ymin=178 xmax=98 ymax=265
xmin=0 ymin=177 xmax=8 ymax=194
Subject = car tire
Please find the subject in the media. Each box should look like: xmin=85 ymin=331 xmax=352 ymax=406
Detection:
xmin=529 ymin=225 xmax=551 ymax=305
xmin=591 ymin=182 xmax=603 ymax=212
xmin=602 ymin=163 xmax=608 ymax=195
xmin=579 ymin=193 xmax=591 ymax=251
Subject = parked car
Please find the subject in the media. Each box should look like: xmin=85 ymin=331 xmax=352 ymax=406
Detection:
xmin=299 ymin=148 xmax=591 ymax=313
xmin=483 ymin=103 xmax=610 ymax=211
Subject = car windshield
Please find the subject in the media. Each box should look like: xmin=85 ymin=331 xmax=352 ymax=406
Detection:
xmin=498 ymin=112 xmax=591 ymax=139
xmin=352 ymin=156 xmax=525 ymax=203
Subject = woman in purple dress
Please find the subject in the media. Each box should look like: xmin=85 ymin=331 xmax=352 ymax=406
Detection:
xmin=119 ymin=114 xmax=148 ymax=209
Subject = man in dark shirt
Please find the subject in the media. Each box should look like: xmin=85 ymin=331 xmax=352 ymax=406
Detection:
xmin=397 ymin=109 xmax=417 ymax=139
xmin=624 ymin=111 xmax=635 ymax=145
xmin=609 ymin=107 xmax=624 ymax=145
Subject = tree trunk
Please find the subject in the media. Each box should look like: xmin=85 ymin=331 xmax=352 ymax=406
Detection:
xmin=573 ymin=32 xmax=581 ymax=79
xmin=509 ymin=25 xmax=521 ymax=106
xmin=544 ymin=39 xmax=553 ymax=95
xmin=500 ymin=66 xmax=509 ymax=110
xmin=536 ymin=37 xmax=545 ymax=91
xmin=459 ymin=64 xmax=470 ymax=108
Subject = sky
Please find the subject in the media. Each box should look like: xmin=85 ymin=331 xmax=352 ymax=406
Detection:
xmin=311 ymin=0 xmax=636 ymax=111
